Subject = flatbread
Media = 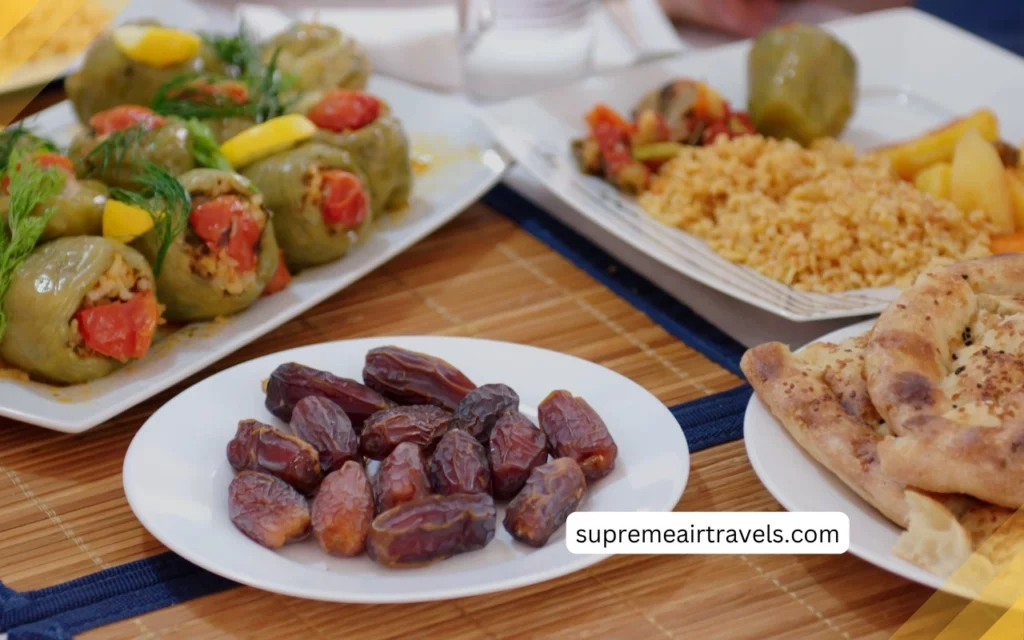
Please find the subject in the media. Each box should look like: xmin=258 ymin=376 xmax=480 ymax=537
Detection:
xmin=866 ymin=254 xmax=1024 ymax=508
xmin=742 ymin=333 xmax=1022 ymax=581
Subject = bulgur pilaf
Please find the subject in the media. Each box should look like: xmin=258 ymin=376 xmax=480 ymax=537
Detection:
xmin=638 ymin=135 xmax=994 ymax=293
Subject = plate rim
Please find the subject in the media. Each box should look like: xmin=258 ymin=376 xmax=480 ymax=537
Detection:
xmin=0 ymin=79 xmax=508 ymax=433
xmin=122 ymin=334 xmax=690 ymax=603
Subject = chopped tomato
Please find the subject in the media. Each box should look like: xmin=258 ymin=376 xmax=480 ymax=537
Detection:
xmin=75 ymin=291 xmax=159 ymax=362
xmin=585 ymin=103 xmax=650 ymax=190
xmin=89 ymin=105 xmax=165 ymax=135
xmin=262 ymin=249 xmax=291 ymax=296
xmin=1 ymin=152 xmax=74 ymax=194
xmin=307 ymin=90 xmax=381 ymax=132
xmin=189 ymin=195 xmax=262 ymax=272
xmin=319 ymin=169 xmax=369 ymax=227
xmin=172 ymin=80 xmax=249 ymax=105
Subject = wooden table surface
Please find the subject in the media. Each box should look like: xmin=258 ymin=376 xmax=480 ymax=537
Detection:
xmin=0 ymin=88 xmax=938 ymax=639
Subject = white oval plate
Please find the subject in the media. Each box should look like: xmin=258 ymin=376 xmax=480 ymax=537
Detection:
xmin=124 ymin=336 xmax=690 ymax=603
xmin=744 ymin=319 xmax=958 ymax=594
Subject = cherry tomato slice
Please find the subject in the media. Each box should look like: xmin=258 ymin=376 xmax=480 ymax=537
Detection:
xmin=319 ymin=169 xmax=368 ymax=227
xmin=89 ymin=105 xmax=165 ymax=135
xmin=262 ymin=249 xmax=291 ymax=296
xmin=189 ymin=195 xmax=262 ymax=272
xmin=307 ymin=90 xmax=382 ymax=132
xmin=75 ymin=291 xmax=159 ymax=362
xmin=1 ymin=152 xmax=75 ymax=195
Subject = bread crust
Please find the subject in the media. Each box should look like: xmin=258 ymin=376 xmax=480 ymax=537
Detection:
xmin=866 ymin=254 xmax=1024 ymax=508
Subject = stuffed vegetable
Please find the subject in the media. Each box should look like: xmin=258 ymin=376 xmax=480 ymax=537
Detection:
xmin=0 ymin=151 xmax=107 ymax=240
xmin=264 ymin=23 xmax=370 ymax=94
xmin=243 ymin=142 xmax=372 ymax=270
xmin=69 ymin=106 xmax=200 ymax=188
xmin=65 ymin=21 xmax=223 ymax=124
xmin=0 ymin=237 xmax=161 ymax=385
xmin=296 ymin=90 xmax=411 ymax=214
xmin=133 ymin=169 xmax=278 ymax=322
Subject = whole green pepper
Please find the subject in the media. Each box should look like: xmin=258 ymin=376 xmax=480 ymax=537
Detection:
xmin=0 ymin=129 xmax=57 ymax=171
xmin=0 ymin=178 xmax=107 ymax=241
xmin=68 ymin=116 xmax=198 ymax=189
xmin=264 ymin=23 xmax=370 ymax=94
xmin=132 ymin=169 xmax=279 ymax=322
xmin=0 ymin=237 xmax=155 ymax=385
xmin=747 ymin=24 xmax=857 ymax=146
xmin=293 ymin=94 xmax=412 ymax=215
xmin=242 ymin=143 xmax=373 ymax=271
xmin=203 ymin=115 xmax=256 ymax=144
xmin=65 ymin=21 xmax=224 ymax=125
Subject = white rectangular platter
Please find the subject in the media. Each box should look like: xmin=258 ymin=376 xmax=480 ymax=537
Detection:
xmin=0 ymin=76 xmax=507 ymax=433
xmin=481 ymin=8 xmax=1024 ymax=322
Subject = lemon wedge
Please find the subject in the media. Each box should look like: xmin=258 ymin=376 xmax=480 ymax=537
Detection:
xmin=220 ymin=115 xmax=317 ymax=169
xmin=103 ymin=200 xmax=155 ymax=242
xmin=112 ymin=25 xmax=201 ymax=67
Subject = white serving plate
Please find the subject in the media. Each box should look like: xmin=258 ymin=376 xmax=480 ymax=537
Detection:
xmin=0 ymin=77 xmax=507 ymax=433
xmin=481 ymin=8 xmax=1024 ymax=323
xmin=744 ymin=318 xmax=987 ymax=601
xmin=123 ymin=336 xmax=690 ymax=603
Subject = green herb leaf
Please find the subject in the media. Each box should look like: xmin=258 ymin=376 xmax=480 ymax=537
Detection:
xmin=81 ymin=124 xmax=149 ymax=179
xmin=202 ymin=21 xmax=261 ymax=78
xmin=183 ymin=118 xmax=233 ymax=171
xmin=253 ymin=46 xmax=297 ymax=122
xmin=0 ymin=149 xmax=65 ymax=340
xmin=0 ymin=125 xmax=58 ymax=174
xmin=108 ymin=162 xmax=190 ymax=276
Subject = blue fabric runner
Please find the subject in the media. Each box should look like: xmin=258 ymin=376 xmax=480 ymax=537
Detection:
xmin=0 ymin=183 xmax=751 ymax=639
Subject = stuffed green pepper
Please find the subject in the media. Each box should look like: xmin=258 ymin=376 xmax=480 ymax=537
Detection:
xmin=295 ymin=90 xmax=412 ymax=215
xmin=133 ymin=169 xmax=279 ymax=322
xmin=242 ymin=142 xmax=372 ymax=271
xmin=69 ymin=105 xmax=203 ymax=189
xmin=264 ymin=22 xmax=370 ymax=94
xmin=0 ymin=237 xmax=161 ymax=385
xmin=0 ymin=150 xmax=107 ymax=240
xmin=65 ymin=21 xmax=223 ymax=124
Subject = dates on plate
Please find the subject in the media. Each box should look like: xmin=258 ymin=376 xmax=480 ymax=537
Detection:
xmin=227 ymin=420 xmax=322 ymax=494
xmin=363 ymin=346 xmax=477 ymax=410
xmin=311 ymin=461 xmax=375 ymax=556
xmin=374 ymin=442 xmax=431 ymax=513
xmin=367 ymin=493 xmax=497 ymax=567
xmin=360 ymin=405 xmax=452 ymax=460
xmin=503 ymin=458 xmax=586 ymax=547
xmin=290 ymin=396 xmax=360 ymax=474
xmin=537 ymin=390 xmax=618 ymax=482
xmin=229 ymin=471 xmax=311 ymax=549
xmin=489 ymin=412 xmax=548 ymax=500
xmin=428 ymin=429 xmax=491 ymax=496
xmin=451 ymin=383 xmax=519 ymax=444
xmin=265 ymin=362 xmax=393 ymax=426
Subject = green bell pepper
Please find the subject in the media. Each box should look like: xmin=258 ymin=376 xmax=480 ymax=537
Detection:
xmin=264 ymin=22 xmax=370 ymax=94
xmin=0 ymin=236 xmax=154 ymax=384
xmin=242 ymin=142 xmax=372 ymax=271
xmin=0 ymin=178 xmax=107 ymax=241
xmin=69 ymin=116 xmax=199 ymax=189
xmin=65 ymin=21 xmax=224 ymax=125
xmin=132 ymin=169 xmax=279 ymax=322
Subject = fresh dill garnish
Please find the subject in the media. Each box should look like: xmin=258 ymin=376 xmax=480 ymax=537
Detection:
xmin=183 ymin=119 xmax=233 ymax=171
xmin=0 ymin=125 xmax=58 ymax=174
xmin=0 ymin=150 xmax=65 ymax=340
xmin=108 ymin=162 xmax=191 ymax=276
xmin=253 ymin=46 xmax=297 ymax=122
xmin=150 ymin=72 xmax=253 ymax=121
xmin=203 ymin=21 xmax=261 ymax=78
xmin=81 ymin=124 xmax=148 ymax=178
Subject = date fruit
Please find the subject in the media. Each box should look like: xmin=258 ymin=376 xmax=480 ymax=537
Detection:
xmin=229 ymin=471 xmax=311 ymax=549
xmin=227 ymin=420 xmax=322 ymax=494
xmin=503 ymin=458 xmax=586 ymax=547
xmin=311 ymin=461 xmax=375 ymax=556
xmin=265 ymin=362 xmax=393 ymax=426
xmin=489 ymin=412 xmax=548 ymax=500
xmin=367 ymin=493 xmax=496 ymax=567
xmin=374 ymin=442 xmax=431 ymax=513
xmin=360 ymin=405 xmax=452 ymax=460
xmin=451 ymin=383 xmax=519 ymax=444
xmin=537 ymin=390 xmax=618 ymax=482
xmin=290 ymin=396 xmax=360 ymax=474
xmin=429 ymin=429 xmax=491 ymax=495
xmin=363 ymin=346 xmax=477 ymax=410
